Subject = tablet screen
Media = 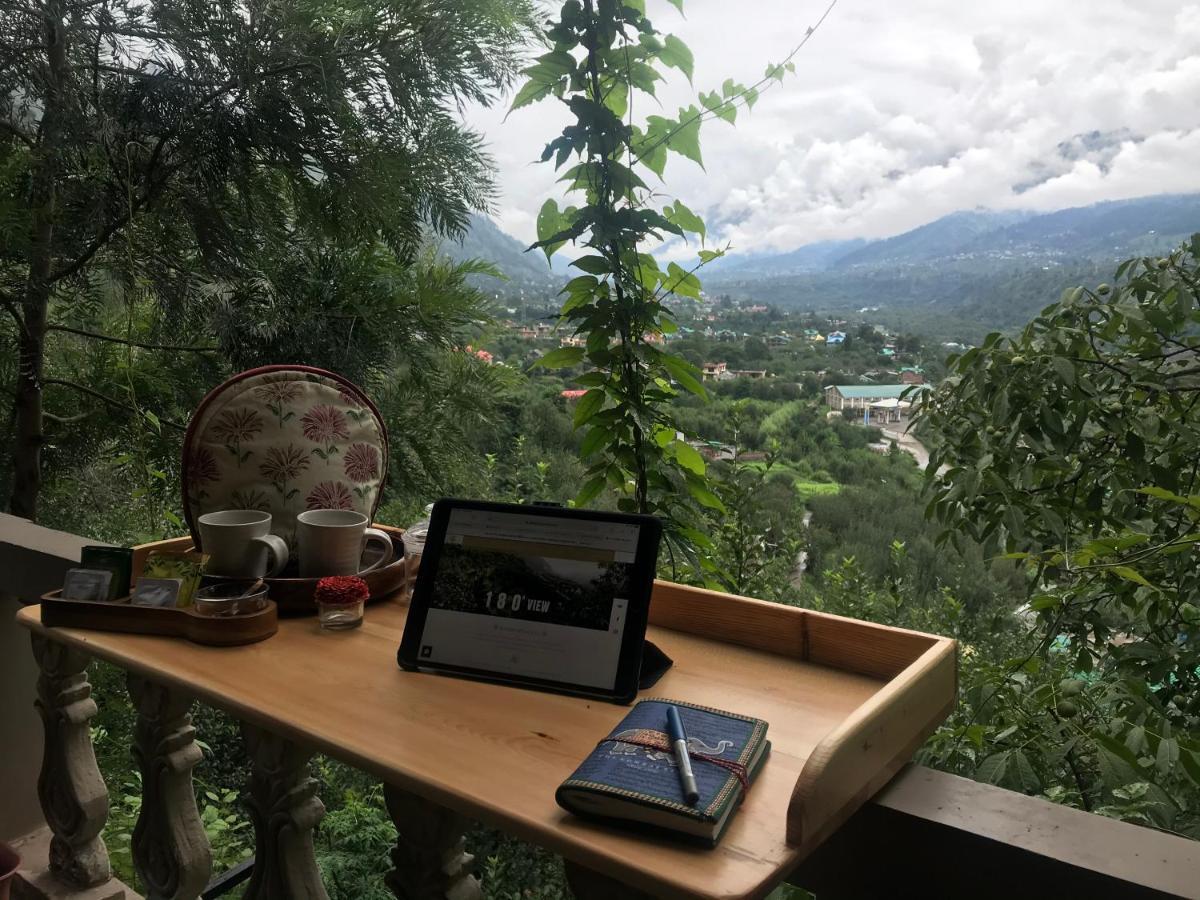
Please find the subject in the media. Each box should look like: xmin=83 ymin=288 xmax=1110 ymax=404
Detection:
xmin=414 ymin=506 xmax=643 ymax=690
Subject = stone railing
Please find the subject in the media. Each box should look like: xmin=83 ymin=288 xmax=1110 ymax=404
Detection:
xmin=2 ymin=512 xmax=1197 ymax=900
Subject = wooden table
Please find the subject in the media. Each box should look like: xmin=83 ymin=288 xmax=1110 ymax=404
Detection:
xmin=18 ymin=582 xmax=955 ymax=900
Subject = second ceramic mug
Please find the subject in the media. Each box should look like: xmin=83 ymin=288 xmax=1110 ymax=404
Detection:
xmin=198 ymin=510 xmax=289 ymax=578
xmin=296 ymin=509 xmax=394 ymax=577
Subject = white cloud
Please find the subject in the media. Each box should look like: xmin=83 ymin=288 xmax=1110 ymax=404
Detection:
xmin=465 ymin=0 xmax=1200 ymax=257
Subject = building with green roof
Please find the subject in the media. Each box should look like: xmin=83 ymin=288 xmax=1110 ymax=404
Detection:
xmin=824 ymin=383 xmax=929 ymax=412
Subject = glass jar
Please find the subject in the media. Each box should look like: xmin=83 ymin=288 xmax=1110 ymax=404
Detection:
xmin=401 ymin=503 xmax=433 ymax=603
xmin=317 ymin=599 xmax=364 ymax=630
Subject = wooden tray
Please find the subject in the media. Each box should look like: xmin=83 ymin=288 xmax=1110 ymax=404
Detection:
xmin=132 ymin=526 xmax=408 ymax=616
xmin=40 ymin=590 xmax=278 ymax=646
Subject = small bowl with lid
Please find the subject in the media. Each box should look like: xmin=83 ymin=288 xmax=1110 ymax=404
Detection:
xmin=193 ymin=580 xmax=270 ymax=618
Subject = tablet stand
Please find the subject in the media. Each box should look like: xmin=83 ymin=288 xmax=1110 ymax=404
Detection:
xmin=637 ymin=639 xmax=673 ymax=689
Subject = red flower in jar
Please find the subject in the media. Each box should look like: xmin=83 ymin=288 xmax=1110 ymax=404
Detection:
xmin=315 ymin=576 xmax=370 ymax=606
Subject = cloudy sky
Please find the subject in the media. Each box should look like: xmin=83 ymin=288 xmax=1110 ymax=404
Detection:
xmin=465 ymin=0 xmax=1200 ymax=257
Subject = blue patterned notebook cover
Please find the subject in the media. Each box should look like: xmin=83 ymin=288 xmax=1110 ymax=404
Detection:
xmin=559 ymin=698 xmax=768 ymax=822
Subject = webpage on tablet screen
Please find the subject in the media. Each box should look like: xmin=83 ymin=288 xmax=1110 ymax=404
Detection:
xmin=418 ymin=509 xmax=640 ymax=689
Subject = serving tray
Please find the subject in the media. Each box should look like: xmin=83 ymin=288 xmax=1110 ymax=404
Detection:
xmin=40 ymin=590 xmax=278 ymax=646
xmin=131 ymin=526 xmax=408 ymax=616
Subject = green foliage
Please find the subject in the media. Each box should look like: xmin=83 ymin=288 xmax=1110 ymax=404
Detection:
xmin=314 ymin=767 xmax=396 ymax=900
xmin=0 ymin=0 xmax=538 ymax=518
xmin=514 ymin=0 xmax=802 ymax=575
xmin=705 ymin=455 xmax=801 ymax=599
xmin=803 ymin=480 xmax=1026 ymax=616
xmin=918 ymin=238 xmax=1200 ymax=835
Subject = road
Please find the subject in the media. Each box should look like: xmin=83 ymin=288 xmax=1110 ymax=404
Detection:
xmin=880 ymin=424 xmax=948 ymax=475
xmin=880 ymin=425 xmax=930 ymax=469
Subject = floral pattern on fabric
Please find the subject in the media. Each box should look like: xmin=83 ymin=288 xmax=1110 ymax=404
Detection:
xmin=211 ymin=407 xmax=264 ymax=466
xmin=343 ymin=443 xmax=380 ymax=483
xmin=306 ymin=481 xmax=354 ymax=510
xmin=254 ymin=378 xmax=302 ymax=427
xmin=183 ymin=368 xmax=388 ymax=548
xmin=229 ymin=487 xmax=271 ymax=511
xmin=301 ymin=403 xmax=350 ymax=464
xmin=260 ymin=444 xmax=310 ymax=501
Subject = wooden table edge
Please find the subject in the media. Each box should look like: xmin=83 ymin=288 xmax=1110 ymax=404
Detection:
xmin=17 ymin=586 xmax=958 ymax=900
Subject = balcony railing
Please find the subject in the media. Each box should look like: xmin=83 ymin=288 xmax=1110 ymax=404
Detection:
xmin=1 ymin=511 xmax=1196 ymax=900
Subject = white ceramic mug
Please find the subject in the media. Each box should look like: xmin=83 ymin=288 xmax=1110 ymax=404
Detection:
xmin=198 ymin=510 xmax=289 ymax=578
xmin=296 ymin=509 xmax=394 ymax=577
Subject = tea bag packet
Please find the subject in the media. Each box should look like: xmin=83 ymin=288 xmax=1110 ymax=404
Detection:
xmin=131 ymin=577 xmax=183 ymax=608
xmin=141 ymin=550 xmax=207 ymax=607
xmin=61 ymin=568 xmax=115 ymax=602
xmin=80 ymin=546 xmax=133 ymax=598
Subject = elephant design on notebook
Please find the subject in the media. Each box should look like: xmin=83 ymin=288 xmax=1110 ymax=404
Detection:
xmin=609 ymin=728 xmax=734 ymax=763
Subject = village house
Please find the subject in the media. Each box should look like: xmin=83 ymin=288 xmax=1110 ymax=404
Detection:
xmin=701 ymin=361 xmax=728 ymax=380
xmin=824 ymin=383 xmax=930 ymax=423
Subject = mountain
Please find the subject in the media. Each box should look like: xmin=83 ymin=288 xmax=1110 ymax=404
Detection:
xmin=434 ymin=213 xmax=564 ymax=294
xmin=428 ymin=195 xmax=1200 ymax=331
xmin=834 ymin=209 xmax=1033 ymax=267
xmin=950 ymin=194 xmax=1200 ymax=260
xmin=709 ymin=195 xmax=1200 ymax=278
xmin=709 ymin=238 xmax=867 ymax=276
xmin=704 ymin=194 xmax=1200 ymax=334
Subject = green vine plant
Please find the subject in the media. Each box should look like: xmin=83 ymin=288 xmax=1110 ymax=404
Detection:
xmin=515 ymin=0 xmax=833 ymax=574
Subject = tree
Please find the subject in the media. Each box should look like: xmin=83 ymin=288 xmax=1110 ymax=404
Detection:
xmin=0 ymin=0 xmax=535 ymax=519
xmin=918 ymin=239 xmax=1200 ymax=833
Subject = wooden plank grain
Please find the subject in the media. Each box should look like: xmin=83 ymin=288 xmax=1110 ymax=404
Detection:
xmin=649 ymin=581 xmax=807 ymax=658
xmin=787 ymin=637 xmax=957 ymax=848
xmin=803 ymin=607 xmax=938 ymax=680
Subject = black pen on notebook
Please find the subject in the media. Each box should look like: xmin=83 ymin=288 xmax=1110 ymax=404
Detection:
xmin=666 ymin=704 xmax=700 ymax=805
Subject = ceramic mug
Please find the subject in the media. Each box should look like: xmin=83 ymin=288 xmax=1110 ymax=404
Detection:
xmin=296 ymin=509 xmax=394 ymax=577
xmin=198 ymin=510 xmax=289 ymax=578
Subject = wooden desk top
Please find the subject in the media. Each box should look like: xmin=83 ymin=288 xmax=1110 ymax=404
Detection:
xmin=19 ymin=587 xmax=953 ymax=900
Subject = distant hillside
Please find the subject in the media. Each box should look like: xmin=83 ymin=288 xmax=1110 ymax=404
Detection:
xmin=950 ymin=194 xmax=1200 ymax=261
xmin=705 ymin=194 xmax=1200 ymax=332
xmin=711 ymin=238 xmax=867 ymax=276
xmin=433 ymin=214 xmax=563 ymax=294
xmin=834 ymin=209 xmax=1033 ymax=267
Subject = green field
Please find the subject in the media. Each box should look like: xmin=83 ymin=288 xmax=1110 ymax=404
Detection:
xmin=741 ymin=460 xmax=842 ymax=502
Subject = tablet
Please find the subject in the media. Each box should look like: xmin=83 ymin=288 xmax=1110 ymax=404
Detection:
xmin=397 ymin=499 xmax=663 ymax=704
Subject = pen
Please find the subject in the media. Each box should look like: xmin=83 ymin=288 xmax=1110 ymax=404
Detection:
xmin=666 ymin=704 xmax=700 ymax=805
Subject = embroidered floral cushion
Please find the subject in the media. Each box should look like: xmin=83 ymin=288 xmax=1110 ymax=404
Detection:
xmin=182 ymin=366 xmax=388 ymax=550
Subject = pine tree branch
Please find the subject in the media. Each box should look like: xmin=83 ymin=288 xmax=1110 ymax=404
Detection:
xmin=46 ymin=57 xmax=331 ymax=286
xmin=0 ymin=291 xmax=25 ymax=333
xmin=42 ymin=378 xmax=186 ymax=430
xmin=47 ymin=157 xmax=184 ymax=284
xmin=0 ymin=118 xmax=34 ymax=148
xmin=43 ymin=410 xmax=89 ymax=424
xmin=46 ymin=323 xmax=218 ymax=352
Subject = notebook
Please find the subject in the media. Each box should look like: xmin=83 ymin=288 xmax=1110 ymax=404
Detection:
xmin=555 ymin=698 xmax=770 ymax=846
